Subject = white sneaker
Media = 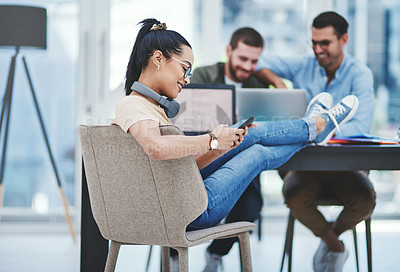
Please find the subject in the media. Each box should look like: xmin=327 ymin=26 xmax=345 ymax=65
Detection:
xmin=313 ymin=240 xmax=349 ymax=272
xmin=313 ymin=239 xmax=330 ymax=272
xmin=315 ymin=95 xmax=359 ymax=145
xmin=202 ymin=250 xmax=222 ymax=272
xmin=325 ymin=244 xmax=349 ymax=272
xmin=305 ymin=92 xmax=333 ymax=119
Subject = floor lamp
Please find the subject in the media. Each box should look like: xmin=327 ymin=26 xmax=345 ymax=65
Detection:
xmin=0 ymin=5 xmax=76 ymax=242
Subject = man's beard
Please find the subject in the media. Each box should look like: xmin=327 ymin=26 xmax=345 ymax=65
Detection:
xmin=228 ymin=61 xmax=242 ymax=82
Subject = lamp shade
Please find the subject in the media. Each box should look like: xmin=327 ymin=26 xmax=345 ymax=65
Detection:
xmin=0 ymin=5 xmax=46 ymax=49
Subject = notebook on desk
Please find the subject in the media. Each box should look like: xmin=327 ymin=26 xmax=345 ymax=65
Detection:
xmin=170 ymin=84 xmax=236 ymax=135
xmin=236 ymin=88 xmax=307 ymax=121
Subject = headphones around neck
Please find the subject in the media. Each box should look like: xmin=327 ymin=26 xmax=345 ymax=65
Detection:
xmin=131 ymin=81 xmax=180 ymax=118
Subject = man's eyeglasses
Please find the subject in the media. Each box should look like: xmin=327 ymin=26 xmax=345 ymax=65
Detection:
xmin=311 ymin=40 xmax=331 ymax=50
xmin=171 ymin=56 xmax=192 ymax=79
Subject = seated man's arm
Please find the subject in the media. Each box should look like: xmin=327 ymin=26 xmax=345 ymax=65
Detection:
xmin=255 ymin=68 xmax=287 ymax=88
xmin=256 ymin=55 xmax=298 ymax=88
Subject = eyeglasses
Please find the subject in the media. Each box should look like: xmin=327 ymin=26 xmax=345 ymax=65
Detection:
xmin=171 ymin=56 xmax=192 ymax=79
xmin=311 ymin=40 xmax=332 ymax=50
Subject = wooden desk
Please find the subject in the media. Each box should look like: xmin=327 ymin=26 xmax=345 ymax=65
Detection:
xmin=80 ymin=144 xmax=400 ymax=272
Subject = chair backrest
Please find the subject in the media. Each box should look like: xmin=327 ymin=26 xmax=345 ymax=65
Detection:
xmin=79 ymin=124 xmax=208 ymax=246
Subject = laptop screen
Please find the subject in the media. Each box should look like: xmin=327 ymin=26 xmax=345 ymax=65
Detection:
xmin=170 ymin=84 xmax=236 ymax=135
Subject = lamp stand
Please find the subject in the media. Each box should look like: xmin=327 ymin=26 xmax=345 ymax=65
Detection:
xmin=0 ymin=46 xmax=76 ymax=242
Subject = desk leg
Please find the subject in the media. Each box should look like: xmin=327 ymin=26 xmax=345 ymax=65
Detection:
xmin=80 ymin=160 xmax=108 ymax=272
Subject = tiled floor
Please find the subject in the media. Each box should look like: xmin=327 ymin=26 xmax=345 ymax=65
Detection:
xmin=1 ymin=215 xmax=400 ymax=272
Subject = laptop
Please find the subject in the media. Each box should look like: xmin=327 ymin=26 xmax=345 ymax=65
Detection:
xmin=170 ymin=84 xmax=236 ymax=135
xmin=236 ymin=88 xmax=307 ymax=121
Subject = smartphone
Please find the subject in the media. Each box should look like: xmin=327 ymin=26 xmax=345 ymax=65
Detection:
xmin=238 ymin=115 xmax=255 ymax=129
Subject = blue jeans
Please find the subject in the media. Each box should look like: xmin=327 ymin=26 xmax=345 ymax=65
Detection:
xmin=188 ymin=118 xmax=317 ymax=229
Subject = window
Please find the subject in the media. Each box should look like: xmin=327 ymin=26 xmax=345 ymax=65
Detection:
xmin=219 ymin=0 xmax=400 ymax=217
xmin=0 ymin=0 xmax=78 ymax=220
xmin=109 ymin=0 xmax=196 ymax=92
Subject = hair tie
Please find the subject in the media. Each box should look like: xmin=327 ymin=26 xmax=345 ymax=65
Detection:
xmin=150 ymin=22 xmax=167 ymax=31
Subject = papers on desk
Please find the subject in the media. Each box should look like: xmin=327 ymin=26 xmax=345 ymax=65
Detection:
xmin=328 ymin=134 xmax=400 ymax=145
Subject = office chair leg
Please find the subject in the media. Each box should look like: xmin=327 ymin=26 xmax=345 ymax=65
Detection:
xmin=175 ymin=247 xmax=189 ymax=272
xmin=352 ymin=227 xmax=360 ymax=272
xmin=105 ymin=241 xmax=121 ymax=272
xmin=366 ymin=217 xmax=372 ymax=272
xmin=238 ymin=232 xmax=253 ymax=272
xmin=161 ymin=247 xmax=170 ymax=272
xmin=280 ymin=212 xmax=295 ymax=272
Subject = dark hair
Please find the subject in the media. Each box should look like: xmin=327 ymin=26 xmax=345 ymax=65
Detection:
xmin=124 ymin=18 xmax=192 ymax=95
xmin=229 ymin=27 xmax=264 ymax=50
xmin=312 ymin=11 xmax=348 ymax=38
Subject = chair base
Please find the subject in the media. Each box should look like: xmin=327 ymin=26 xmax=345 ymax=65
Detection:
xmin=106 ymin=230 xmax=254 ymax=272
xmin=280 ymin=213 xmax=372 ymax=272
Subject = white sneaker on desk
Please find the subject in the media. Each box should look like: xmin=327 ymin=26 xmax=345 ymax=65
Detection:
xmin=315 ymin=95 xmax=359 ymax=145
xmin=305 ymin=92 xmax=333 ymax=119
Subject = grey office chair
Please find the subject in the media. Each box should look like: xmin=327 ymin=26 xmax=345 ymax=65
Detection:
xmin=280 ymin=197 xmax=372 ymax=272
xmin=79 ymin=124 xmax=256 ymax=272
